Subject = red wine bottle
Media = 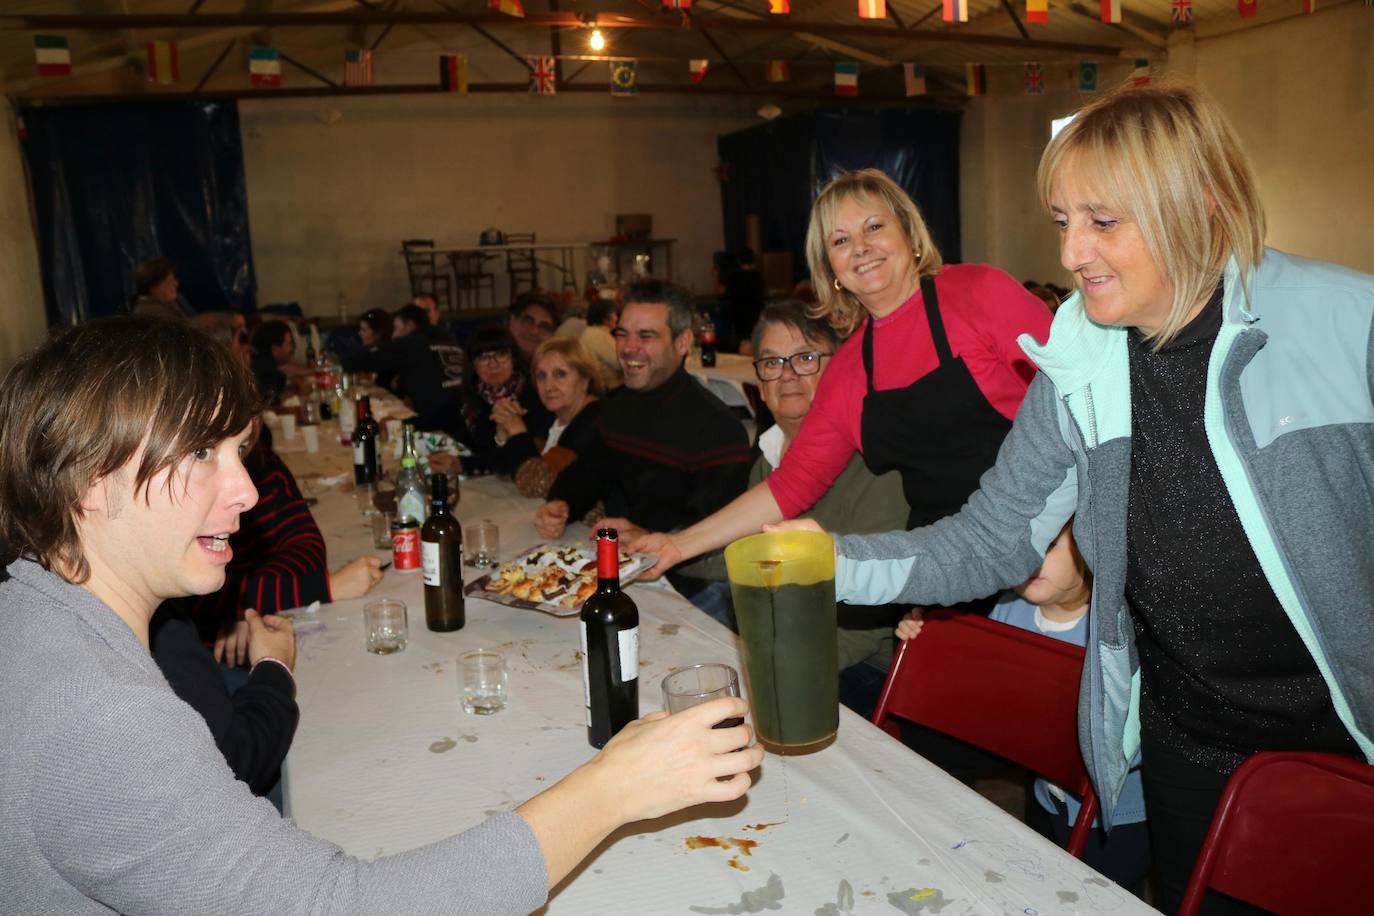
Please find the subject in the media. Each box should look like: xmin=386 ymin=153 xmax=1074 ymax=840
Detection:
xmin=351 ymin=396 xmax=379 ymax=485
xmin=580 ymin=528 xmax=639 ymax=748
xmin=421 ymin=473 xmax=464 ymax=632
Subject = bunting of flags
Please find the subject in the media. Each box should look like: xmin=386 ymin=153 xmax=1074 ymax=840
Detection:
xmin=690 ymin=59 xmax=710 ymax=83
xmin=1172 ymin=0 xmax=1193 ymax=21
xmin=439 ymin=54 xmax=468 ymax=93
xmin=903 ymin=63 xmax=926 ymax=97
xmin=1079 ymin=62 xmax=1098 ymax=92
xmin=1025 ymin=62 xmax=1044 ymax=95
xmin=662 ymin=0 xmax=691 ymax=7
xmin=1132 ymin=58 xmax=1151 ymax=85
xmin=966 ymin=64 xmax=986 ymax=97
xmin=766 ymin=60 xmax=789 ymax=82
xmin=249 ymin=46 xmax=281 ymax=87
xmin=769 ymin=0 xmax=791 ymax=11
xmin=835 ymin=62 xmax=859 ymax=96
xmin=1026 ymin=0 xmax=1049 ymax=22
xmin=1301 ymin=0 xmax=1316 ymax=11
xmin=343 ymin=49 xmax=373 ymax=86
xmin=858 ymin=0 xmax=886 ymax=18
xmin=1101 ymin=0 xmax=1122 ymax=23
xmin=528 ymin=56 xmax=556 ymax=94
xmin=34 ymin=35 xmax=72 ymax=77
xmin=490 ymin=0 xmax=525 ymax=16
xmin=611 ymin=59 xmax=637 ymax=96
xmin=1238 ymin=0 xmax=1257 ymax=15
xmin=944 ymin=0 xmax=970 ymax=22
xmin=145 ymin=40 xmax=179 ymax=85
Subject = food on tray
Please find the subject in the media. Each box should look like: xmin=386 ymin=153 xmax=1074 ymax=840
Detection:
xmin=481 ymin=542 xmax=636 ymax=610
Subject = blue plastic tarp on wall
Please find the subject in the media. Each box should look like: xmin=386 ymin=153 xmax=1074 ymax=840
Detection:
xmin=20 ymin=101 xmax=257 ymax=324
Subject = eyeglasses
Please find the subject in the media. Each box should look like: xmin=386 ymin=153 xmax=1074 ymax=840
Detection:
xmin=752 ymin=350 xmax=831 ymax=381
xmin=517 ymin=313 xmax=556 ymax=334
xmin=475 ymin=348 xmax=513 ymax=365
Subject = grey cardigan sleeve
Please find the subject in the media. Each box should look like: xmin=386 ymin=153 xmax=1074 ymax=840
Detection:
xmin=34 ymin=686 xmax=548 ymax=916
xmin=834 ymin=373 xmax=1079 ymax=608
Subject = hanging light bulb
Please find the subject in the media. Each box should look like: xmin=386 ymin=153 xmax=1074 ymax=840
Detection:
xmin=589 ymin=28 xmax=605 ymax=51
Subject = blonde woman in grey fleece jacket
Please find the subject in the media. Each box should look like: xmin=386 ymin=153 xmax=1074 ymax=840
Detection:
xmin=0 ymin=316 xmax=761 ymax=915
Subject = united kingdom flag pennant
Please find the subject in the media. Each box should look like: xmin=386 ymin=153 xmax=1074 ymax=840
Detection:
xmin=528 ymin=56 xmax=556 ymax=94
xmin=1172 ymin=0 xmax=1193 ymax=21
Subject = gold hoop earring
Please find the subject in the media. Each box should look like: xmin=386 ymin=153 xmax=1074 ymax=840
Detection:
xmin=833 ymin=278 xmax=843 ymax=292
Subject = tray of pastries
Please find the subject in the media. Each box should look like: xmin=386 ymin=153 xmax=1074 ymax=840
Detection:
xmin=464 ymin=541 xmax=646 ymax=617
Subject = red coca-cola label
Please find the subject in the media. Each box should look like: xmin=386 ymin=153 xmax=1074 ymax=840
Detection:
xmin=391 ymin=523 xmax=421 ymax=571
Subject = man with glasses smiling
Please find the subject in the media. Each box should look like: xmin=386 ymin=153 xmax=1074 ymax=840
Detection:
xmin=507 ymin=292 xmax=559 ymax=365
xmin=535 ymin=280 xmax=752 ymax=602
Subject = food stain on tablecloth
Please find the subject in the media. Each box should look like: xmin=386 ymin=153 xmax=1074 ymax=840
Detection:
xmin=688 ymin=872 xmax=785 ymax=914
xmin=428 ymin=737 xmax=457 ymax=753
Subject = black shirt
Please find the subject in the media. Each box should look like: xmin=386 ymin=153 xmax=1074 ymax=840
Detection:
xmin=1125 ymin=285 xmax=1360 ymax=773
xmin=342 ymin=328 xmax=465 ymax=431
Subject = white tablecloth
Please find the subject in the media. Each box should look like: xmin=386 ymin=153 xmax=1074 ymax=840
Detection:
xmin=280 ymin=428 xmax=1154 ymax=916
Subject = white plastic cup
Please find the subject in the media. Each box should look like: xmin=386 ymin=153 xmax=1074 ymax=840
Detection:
xmin=302 ymin=424 xmax=319 ymax=453
xmin=281 ymin=413 xmax=297 ymax=440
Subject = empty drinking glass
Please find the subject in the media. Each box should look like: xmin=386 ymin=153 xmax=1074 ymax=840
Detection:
xmin=460 ymin=649 xmax=509 ymax=715
xmin=464 ymin=520 xmax=499 ymax=569
xmin=364 ymin=598 xmax=408 ymax=655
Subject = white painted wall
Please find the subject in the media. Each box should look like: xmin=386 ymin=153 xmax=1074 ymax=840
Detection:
xmin=960 ymin=6 xmax=1374 ymax=285
xmin=240 ymin=92 xmax=756 ymax=317
xmin=0 ymin=99 xmax=49 ymax=371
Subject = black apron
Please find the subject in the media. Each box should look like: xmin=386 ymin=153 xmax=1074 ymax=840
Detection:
xmin=860 ymin=274 xmax=1013 ymax=530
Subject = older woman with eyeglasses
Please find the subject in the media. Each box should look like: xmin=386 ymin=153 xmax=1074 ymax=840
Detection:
xmin=458 ymin=324 xmax=553 ymax=475
xmin=634 ymin=168 xmax=1051 ymax=581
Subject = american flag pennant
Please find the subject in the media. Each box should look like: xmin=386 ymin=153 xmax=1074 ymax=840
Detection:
xmin=610 ymin=59 xmax=637 ymax=96
xmin=34 ymin=35 xmax=72 ymax=77
xmin=1101 ymin=0 xmax=1122 ymax=22
xmin=766 ymin=60 xmax=789 ymax=82
xmin=1025 ymin=62 xmax=1044 ymax=95
xmin=944 ymin=0 xmax=970 ymax=22
xmin=1132 ymin=58 xmax=1151 ymax=85
xmin=858 ymin=0 xmax=886 ymax=18
xmin=1026 ymin=0 xmax=1049 ymax=22
xmin=835 ymin=62 xmax=859 ymax=96
xmin=966 ymin=64 xmax=986 ymax=97
xmin=1079 ymin=61 xmax=1097 ymax=92
xmin=528 ymin=56 xmax=556 ymax=94
xmin=903 ymin=63 xmax=926 ymax=97
xmin=249 ymin=46 xmax=281 ymax=87
xmin=145 ymin=40 xmax=179 ymax=85
xmin=490 ymin=0 xmax=525 ymax=17
xmin=439 ymin=54 xmax=468 ymax=93
xmin=689 ymin=59 xmax=709 ymax=83
xmin=1301 ymin=0 xmax=1316 ymax=11
xmin=1238 ymin=0 xmax=1257 ymax=15
xmin=343 ymin=49 xmax=373 ymax=86
xmin=769 ymin=0 xmax=791 ymax=11
xmin=1171 ymin=0 xmax=1193 ymax=21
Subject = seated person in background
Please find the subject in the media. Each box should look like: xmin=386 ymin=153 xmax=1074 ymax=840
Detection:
xmin=493 ymin=337 xmax=604 ymax=498
xmin=555 ymin=300 xmax=588 ymax=339
xmin=535 ymin=281 xmax=753 ymax=600
xmin=128 ymin=255 xmax=192 ymax=321
xmin=736 ymin=301 xmax=909 ymax=713
xmin=896 ymin=522 xmax=1150 ymax=898
xmin=192 ymin=311 xmax=252 ymax=367
xmin=249 ymin=319 xmax=305 ymax=404
xmin=358 ymin=307 xmax=391 ymax=348
xmin=342 ymin=304 xmax=465 ymax=434
xmin=508 ymin=292 xmax=559 ymax=366
xmin=414 ymin=293 xmax=460 ymax=344
xmin=579 ymin=296 xmax=622 ymax=389
xmin=459 ymin=325 xmax=553 ymax=475
xmin=0 ymin=315 xmax=761 ymax=913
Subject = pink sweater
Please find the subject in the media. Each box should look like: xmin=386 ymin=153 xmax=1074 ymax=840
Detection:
xmin=768 ymin=263 xmax=1052 ymax=519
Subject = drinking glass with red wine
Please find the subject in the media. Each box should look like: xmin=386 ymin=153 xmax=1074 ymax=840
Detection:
xmin=661 ymin=664 xmax=744 ymax=729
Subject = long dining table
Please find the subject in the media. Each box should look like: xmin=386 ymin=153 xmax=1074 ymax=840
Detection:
xmin=275 ymin=405 xmax=1155 ymax=915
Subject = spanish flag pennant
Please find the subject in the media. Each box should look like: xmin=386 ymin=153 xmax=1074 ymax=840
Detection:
xmin=690 ymin=59 xmax=709 ymax=83
xmin=490 ymin=0 xmax=525 ymax=17
xmin=966 ymin=64 xmax=986 ymax=96
xmin=439 ymin=54 xmax=468 ymax=93
xmin=1237 ymin=0 xmax=1257 ymax=15
xmin=1026 ymin=0 xmax=1049 ymax=22
xmin=858 ymin=0 xmax=886 ymax=18
xmin=34 ymin=35 xmax=72 ymax=77
xmin=145 ymin=40 xmax=179 ymax=85
xmin=1100 ymin=0 xmax=1122 ymax=22
xmin=766 ymin=60 xmax=789 ymax=82
xmin=943 ymin=0 xmax=970 ymax=22
xmin=769 ymin=0 xmax=791 ymax=11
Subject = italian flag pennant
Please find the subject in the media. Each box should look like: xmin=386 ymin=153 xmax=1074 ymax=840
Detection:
xmin=34 ymin=35 xmax=72 ymax=77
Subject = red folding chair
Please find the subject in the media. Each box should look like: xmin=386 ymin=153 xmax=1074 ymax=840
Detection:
xmin=870 ymin=609 xmax=1100 ymax=857
xmin=1178 ymin=751 xmax=1374 ymax=915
